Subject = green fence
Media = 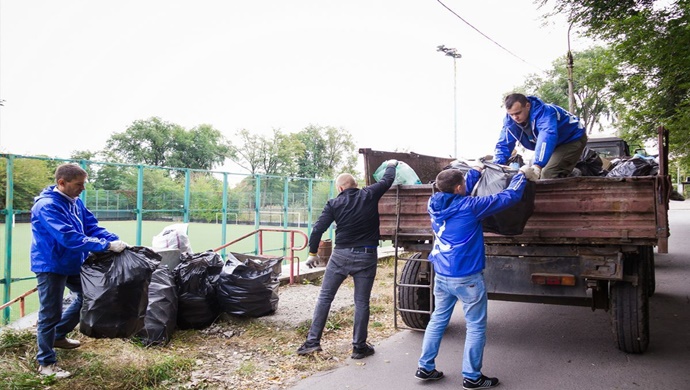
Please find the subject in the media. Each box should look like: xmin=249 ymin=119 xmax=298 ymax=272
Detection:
xmin=1 ymin=154 xmax=336 ymax=324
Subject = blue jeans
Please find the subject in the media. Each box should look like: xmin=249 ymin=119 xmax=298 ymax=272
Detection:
xmin=35 ymin=272 xmax=83 ymax=366
xmin=418 ymin=271 xmax=488 ymax=380
xmin=306 ymin=247 xmax=377 ymax=348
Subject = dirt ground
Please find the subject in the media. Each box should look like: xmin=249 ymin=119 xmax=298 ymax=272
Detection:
xmin=260 ymin=284 xmax=355 ymax=328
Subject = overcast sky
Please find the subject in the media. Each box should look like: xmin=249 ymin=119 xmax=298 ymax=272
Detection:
xmin=0 ymin=0 xmax=593 ymax=172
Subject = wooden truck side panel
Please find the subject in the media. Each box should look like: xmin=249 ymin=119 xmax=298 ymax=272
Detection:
xmin=363 ymin=149 xmax=669 ymax=247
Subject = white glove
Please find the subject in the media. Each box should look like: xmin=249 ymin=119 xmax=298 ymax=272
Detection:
xmin=519 ymin=165 xmax=540 ymax=182
xmin=471 ymin=158 xmax=485 ymax=171
xmin=108 ymin=240 xmax=128 ymax=253
xmin=386 ymin=159 xmax=399 ymax=168
xmin=305 ymin=254 xmax=321 ymax=269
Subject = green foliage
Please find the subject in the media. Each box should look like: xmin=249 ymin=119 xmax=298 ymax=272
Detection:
xmin=519 ymin=46 xmax=620 ymax=134
xmin=294 ymin=125 xmax=357 ymax=179
xmin=105 ymin=117 xmax=231 ymax=171
xmin=229 ymin=125 xmax=357 ymax=180
xmin=167 ymin=123 xmax=232 ymax=171
xmin=545 ymin=0 xmax=690 ymax=166
xmin=0 ymin=157 xmax=54 ymax=211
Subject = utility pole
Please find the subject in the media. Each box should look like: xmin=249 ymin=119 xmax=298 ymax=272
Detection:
xmin=566 ymin=22 xmax=576 ymax=113
xmin=436 ymin=45 xmax=462 ymax=159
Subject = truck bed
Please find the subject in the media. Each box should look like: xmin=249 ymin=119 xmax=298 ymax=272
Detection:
xmin=360 ymin=148 xmax=670 ymax=248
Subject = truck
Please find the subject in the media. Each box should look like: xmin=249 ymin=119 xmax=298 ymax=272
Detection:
xmin=360 ymin=127 xmax=671 ymax=354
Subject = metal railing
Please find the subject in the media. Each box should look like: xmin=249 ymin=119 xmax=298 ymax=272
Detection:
xmin=213 ymin=228 xmax=309 ymax=285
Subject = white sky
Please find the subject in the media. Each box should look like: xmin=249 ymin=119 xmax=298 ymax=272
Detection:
xmin=0 ymin=0 xmax=594 ymax=173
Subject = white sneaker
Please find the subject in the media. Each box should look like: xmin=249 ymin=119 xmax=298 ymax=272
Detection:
xmin=38 ymin=364 xmax=71 ymax=378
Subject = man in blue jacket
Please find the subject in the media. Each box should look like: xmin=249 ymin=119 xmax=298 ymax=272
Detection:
xmin=494 ymin=93 xmax=587 ymax=179
xmin=297 ymin=159 xmax=397 ymax=359
xmin=31 ymin=163 xmax=127 ymax=378
xmin=414 ymin=165 xmax=533 ymax=389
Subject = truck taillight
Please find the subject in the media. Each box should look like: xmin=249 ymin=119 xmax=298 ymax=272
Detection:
xmin=531 ymin=273 xmax=576 ymax=286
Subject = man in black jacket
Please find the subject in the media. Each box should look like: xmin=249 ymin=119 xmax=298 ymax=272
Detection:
xmin=297 ymin=159 xmax=397 ymax=359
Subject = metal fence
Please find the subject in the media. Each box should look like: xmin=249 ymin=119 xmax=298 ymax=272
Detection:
xmin=1 ymin=154 xmax=336 ymax=323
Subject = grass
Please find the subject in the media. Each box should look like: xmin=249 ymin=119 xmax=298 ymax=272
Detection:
xmin=0 ymin=255 xmax=404 ymax=389
xmin=0 ymin=328 xmax=195 ymax=390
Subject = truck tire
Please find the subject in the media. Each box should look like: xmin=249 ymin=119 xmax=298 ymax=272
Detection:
xmin=642 ymin=245 xmax=655 ymax=297
xmin=398 ymin=253 xmax=431 ymax=329
xmin=610 ymin=254 xmax=650 ymax=354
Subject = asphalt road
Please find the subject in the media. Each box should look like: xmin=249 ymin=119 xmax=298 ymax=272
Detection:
xmin=289 ymin=201 xmax=690 ymax=390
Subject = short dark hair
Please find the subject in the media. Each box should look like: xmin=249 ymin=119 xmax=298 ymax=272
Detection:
xmin=504 ymin=93 xmax=529 ymax=109
xmin=55 ymin=164 xmax=87 ymax=183
xmin=434 ymin=169 xmax=465 ymax=193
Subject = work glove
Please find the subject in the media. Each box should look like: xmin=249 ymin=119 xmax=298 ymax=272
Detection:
xmin=471 ymin=158 xmax=485 ymax=171
xmin=386 ymin=159 xmax=399 ymax=168
xmin=519 ymin=165 xmax=540 ymax=182
xmin=305 ymin=254 xmax=321 ymax=269
xmin=108 ymin=240 xmax=128 ymax=253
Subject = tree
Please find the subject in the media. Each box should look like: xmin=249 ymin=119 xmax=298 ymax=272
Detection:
xmin=168 ymin=124 xmax=232 ymax=171
xmin=106 ymin=117 xmax=178 ymax=166
xmin=259 ymin=130 xmax=304 ymax=177
xmin=0 ymin=158 xmax=53 ymax=211
xmin=544 ymin=0 xmax=690 ymax=166
xmin=229 ymin=129 xmax=265 ymax=175
xmin=105 ymin=117 xmax=232 ymax=173
xmin=294 ymin=125 xmax=357 ymax=179
xmin=518 ymin=46 xmax=621 ymax=134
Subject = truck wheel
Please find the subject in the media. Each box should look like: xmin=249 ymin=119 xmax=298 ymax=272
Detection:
xmin=398 ymin=253 xmax=431 ymax=329
xmin=610 ymin=254 xmax=650 ymax=353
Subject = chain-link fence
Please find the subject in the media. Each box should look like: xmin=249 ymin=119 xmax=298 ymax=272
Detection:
xmin=1 ymin=154 xmax=337 ymax=323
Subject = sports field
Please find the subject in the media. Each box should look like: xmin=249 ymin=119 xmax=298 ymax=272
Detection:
xmin=1 ymin=220 xmax=328 ymax=323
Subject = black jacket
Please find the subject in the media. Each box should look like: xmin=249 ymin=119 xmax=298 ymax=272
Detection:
xmin=308 ymin=166 xmax=396 ymax=254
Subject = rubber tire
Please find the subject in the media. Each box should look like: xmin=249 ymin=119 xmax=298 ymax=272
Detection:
xmin=398 ymin=253 xmax=431 ymax=329
xmin=610 ymin=253 xmax=650 ymax=354
xmin=642 ymin=245 xmax=655 ymax=297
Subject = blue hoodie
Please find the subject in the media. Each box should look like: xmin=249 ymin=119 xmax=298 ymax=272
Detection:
xmin=428 ymin=171 xmax=527 ymax=277
xmin=494 ymin=96 xmax=585 ymax=167
xmin=30 ymin=185 xmax=118 ymax=275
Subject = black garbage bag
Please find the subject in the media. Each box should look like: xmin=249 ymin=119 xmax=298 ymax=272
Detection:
xmin=576 ymin=147 xmax=606 ymax=177
xmin=134 ymin=266 xmax=178 ymax=346
xmin=174 ymin=251 xmax=223 ymax=330
xmin=507 ymin=153 xmax=525 ymax=168
xmin=607 ymin=157 xmax=654 ymax=177
xmin=217 ymin=253 xmax=281 ymax=318
xmin=80 ymin=246 xmax=160 ymax=338
xmin=471 ymin=162 xmax=536 ymax=235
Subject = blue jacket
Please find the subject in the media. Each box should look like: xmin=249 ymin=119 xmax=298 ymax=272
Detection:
xmin=428 ymin=170 xmax=527 ymax=277
xmin=31 ymin=186 xmax=119 ymax=275
xmin=494 ymin=96 xmax=585 ymax=167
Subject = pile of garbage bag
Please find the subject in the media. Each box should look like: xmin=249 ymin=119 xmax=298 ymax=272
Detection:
xmin=78 ymin=224 xmax=284 ymax=345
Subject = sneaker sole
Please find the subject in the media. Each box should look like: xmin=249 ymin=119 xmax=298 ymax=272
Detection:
xmin=53 ymin=342 xmax=80 ymax=350
xmin=463 ymin=383 xmax=499 ymax=390
xmin=415 ymin=375 xmax=444 ymax=381
xmin=297 ymin=347 xmax=322 ymax=355
xmin=350 ymin=352 xmax=374 ymax=359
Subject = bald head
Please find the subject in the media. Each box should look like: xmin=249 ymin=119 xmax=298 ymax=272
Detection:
xmin=336 ymin=173 xmax=357 ymax=192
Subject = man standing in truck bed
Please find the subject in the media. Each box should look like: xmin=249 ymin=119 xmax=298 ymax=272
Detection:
xmin=494 ymin=93 xmax=587 ymax=179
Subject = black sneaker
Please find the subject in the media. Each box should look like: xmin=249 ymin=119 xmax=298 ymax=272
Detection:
xmin=415 ymin=367 xmax=444 ymax=381
xmin=463 ymin=374 xmax=500 ymax=389
xmin=296 ymin=341 xmax=322 ymax=355
xmin=351 ymin=343 xmax=375 ymax=359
